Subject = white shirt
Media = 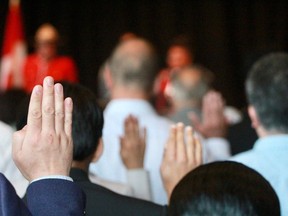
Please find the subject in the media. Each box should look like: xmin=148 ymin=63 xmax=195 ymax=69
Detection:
xmin=0 ymin=121 xmax=29 ymax=197
xmin=231 ymin=135 xmax=288 ymax=216
xmin=89 ymin=99 xmax=172 ymax=204
xmin=89 ymin=99 xmax=231 ymax=204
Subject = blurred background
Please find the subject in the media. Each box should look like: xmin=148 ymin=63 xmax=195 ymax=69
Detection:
xmin=1 ymin=0 xmax=288 ymax=109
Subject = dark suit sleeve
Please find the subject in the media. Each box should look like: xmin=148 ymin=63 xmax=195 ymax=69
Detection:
xmin=0 ymin=173 xmax=31 ymax=216
xmin=26 ymin=179 xmax=86 ymax=216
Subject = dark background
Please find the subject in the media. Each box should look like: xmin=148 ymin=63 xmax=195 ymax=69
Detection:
xmin=1 ymin=0 xmax=288 ymax=109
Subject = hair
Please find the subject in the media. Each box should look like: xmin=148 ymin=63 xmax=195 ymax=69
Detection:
xmin=169 ymin=161 xmax=280 ymax=216
xmin=246 ymin=52 xmax=288 ymax=133
xmin=170 ymin=64 xmax=214 ymax=102
xmin=0 ymin=89 xmax=27 ymax=125
xmin=61 ymin=82 xmax=104 ymax=161
xmin=108 ymin=38 xmax=158 ymax=92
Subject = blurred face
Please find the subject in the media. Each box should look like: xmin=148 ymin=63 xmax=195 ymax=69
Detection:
xmin=35 ymin=25 xmax=58 ymax=60
xmin=166 ymin=46 xmax=192 ymax=69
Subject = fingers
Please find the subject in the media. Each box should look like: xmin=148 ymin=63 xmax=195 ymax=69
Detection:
xmin=176 ymin=123 xmax=186 ymax=161
xmin=64 ymin=97 xmax=73 ymax=136
xmin=194 ymin=134 xmax=203 ymax=165
xmin=54 ymin=83 xmax=65 ymax=133
xmin=165 ymin=125 xmax=176 ymax=160
xmin=26 ymin=85 xmax=43 ymax=134
xmin=185 ymin=126 xmax=194 ymax=163
xmin=41 ymin=77 xmax=55 ymax=132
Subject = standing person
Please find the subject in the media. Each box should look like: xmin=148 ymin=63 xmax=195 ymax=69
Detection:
xmin=23 ymin=23 xmax=78 ymax=93
xmin=230 ymin=53 xmax=288 ymax=215
xmin=90 ymin=38 xmax=172 ymax=204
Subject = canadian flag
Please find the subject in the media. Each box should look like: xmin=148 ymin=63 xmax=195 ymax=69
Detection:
xmin=0 ymin=0 xmax=26 ymax=90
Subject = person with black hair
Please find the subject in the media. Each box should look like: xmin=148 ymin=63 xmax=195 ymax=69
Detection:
xmin=231 ymin=52 xmax=288 ymax=215
xmin=169 ymin=161 xmax=280 ymax=216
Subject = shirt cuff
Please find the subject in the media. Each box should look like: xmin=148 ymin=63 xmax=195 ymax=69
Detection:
xmin=127 ymin=169 xmax=152 ymax=200
xmin=30 ymin=175 xmax=73 ymax=184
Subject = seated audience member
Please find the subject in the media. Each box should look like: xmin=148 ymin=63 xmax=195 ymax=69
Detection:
xmin=230 ymin=52 xmax=288 ymax=215
xmin=154 ymin=35 xmax=194 ymax=114
xmin=23 ymin=23 xmax=78 ymax=93
xmin=0 ymin=76 xmax=85 ymax=215
xmin=61 ymin=82 xmax=164 ymax=215
xmin=89 ymin=37 xmax=231 ymax=204
xmin=168 ymin=161 xmax=280 ymax=216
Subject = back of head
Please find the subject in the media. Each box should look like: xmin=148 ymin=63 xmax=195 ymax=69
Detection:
xmin=61 ymin=82 xmax=104 ymax=161
xmin=246 ymin=52 xmax=288 ymax=133
xmin=169 ymin=65 xmax=213 ymax=104
xmin=169 ymin=161 xmax=280 ymax=216
xmin=108 ymin=38 xmax=158 ymax=92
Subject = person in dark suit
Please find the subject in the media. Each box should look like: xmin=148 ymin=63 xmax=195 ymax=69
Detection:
xmin=0 ymin=76 xmax=85 ymax=216
xmin=61 ymin=81 xmax=167 ymax=216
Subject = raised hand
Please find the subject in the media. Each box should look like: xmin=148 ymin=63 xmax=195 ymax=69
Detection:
xmin=189 ymin=91 xmax=227 ymax=138
xmin=12 ymin=76 xmax=73 ymax=182
xmin=120 ymin=115 xmax=146 ymax=169
xmin=161 ymin=123 xmax=202 ymax=199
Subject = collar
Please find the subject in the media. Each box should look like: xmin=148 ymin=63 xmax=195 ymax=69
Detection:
xmin=105 ymin=99 xmax=156 ymax=116
xmin=254 ymin=135 xmax=288 ymax=151
xmin=70 ymin=168 xmax=90 ymax=182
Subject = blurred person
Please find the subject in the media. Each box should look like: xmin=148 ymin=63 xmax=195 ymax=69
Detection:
xmin=166 ymin=65 xmax=231 ymax=162
xmin=61 ymin=82 xmax=164 ymax=215
xmin=230 ymin=52 xmax=288 ymax=215
xmin=90 ymin=38 xmax=172 ymax=204
xmin=1 ymin=76 xmax=85 ymax=215
xmin=166 ymin=64 xmax=242 ymax=126
xmin=97 ymin=32 xmax=138 ymax=108
xmin=23 ymin=23 xmax=78 ymax=93
xmin=168 ymin=161 xmax=280 ymax=216
xmin=154 ymin=35 xmax=193 ymax=114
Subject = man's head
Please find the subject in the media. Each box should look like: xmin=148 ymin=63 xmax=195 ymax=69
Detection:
xmin=246 ymin=52 xmax=288 ymax=135
xmin=166 ymin=36 xmax=193 ymax=69
xmin=61 ymin=82 xmax=104 ymax=163
xmin=35 ymin=23 xmax=59 ymax=60
xmin=106 ymin=38 xmax=158 ymax=95
xmin=169 ymin=161 xmax=280 ymax=216
xmin=166 ymin=65 xmax=213 ymax=108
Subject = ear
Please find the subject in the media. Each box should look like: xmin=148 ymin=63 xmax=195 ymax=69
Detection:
xmin=248 ymin=105 xmax=260 ymax=129
xmin=91 ymin=138 xmax=103 ymax=162
xmin=103 ymin=66 xmax=113 ymax=90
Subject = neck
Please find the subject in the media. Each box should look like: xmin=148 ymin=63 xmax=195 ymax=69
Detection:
xmin=110 ymin=85 xmax=150 ymax=100
xmin=72 ymin=159 xmax=90 ymax=172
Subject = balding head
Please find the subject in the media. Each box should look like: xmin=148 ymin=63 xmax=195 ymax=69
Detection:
xmin=35 ymin=23 xmax=59 ymax=60
xmin=108 ymin=38 xmax=158 ymax=92
xmin=168 ymin=65 xmax=213 ymax=105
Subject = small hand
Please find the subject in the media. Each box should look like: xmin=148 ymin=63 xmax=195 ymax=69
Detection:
xmin=161 ymin=123 xmax=202 ymax=199
xmin=189 ymin=91 xmax=228 ymax=138
xmin=120 ymin=115 xmax=146 ymax=169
